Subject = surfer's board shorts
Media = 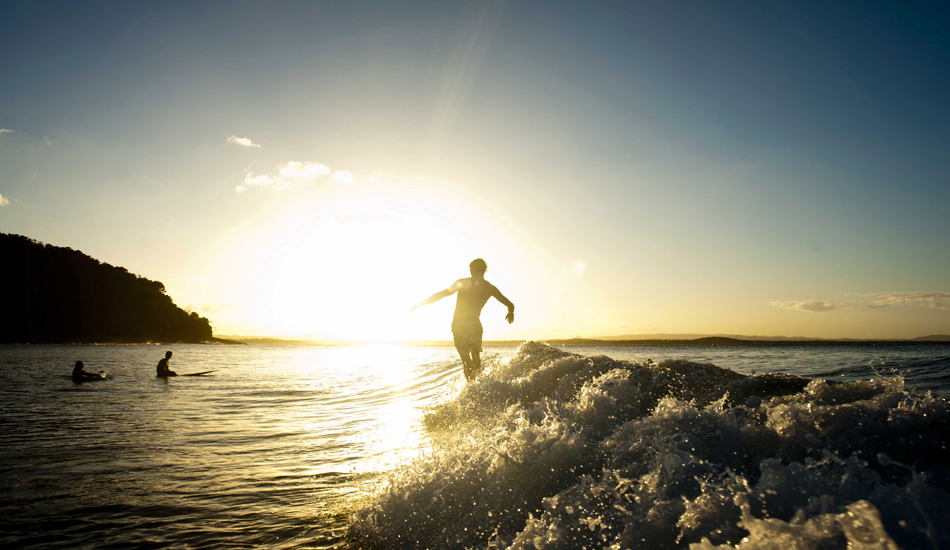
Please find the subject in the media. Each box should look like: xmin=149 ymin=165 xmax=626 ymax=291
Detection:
xmin=452 ymin=319 xmax=483 ymax=352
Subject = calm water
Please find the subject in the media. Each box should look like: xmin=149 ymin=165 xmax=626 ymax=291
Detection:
xmin=1 ymin=343 xmax=948 ymax=548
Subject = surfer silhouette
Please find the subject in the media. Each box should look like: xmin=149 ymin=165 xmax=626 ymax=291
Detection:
xmin=72 ymin=360 xmax=102 ymax=382
xmin=156 ymin=351 xmax=177 ymax=377
xmin=411 ymin=258 xmax=514 ymax=381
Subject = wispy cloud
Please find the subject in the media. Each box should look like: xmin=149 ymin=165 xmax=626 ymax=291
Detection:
xmin=330 ymin=170 xmax=355 ymax=185
xmin=0 ymin=128 xmax=13 ymax=136
xmin=772 ymin=291 xmax=950 ymax=312
xmin=770 ymin=300 xmax=851 ymax=312
xmin=0 ymin=193 xmax=9 ymax=206
xmin=226 ymin=135 xmax=262 ymax=148
xmin=868 ymin=291 xmax=950 ymax=310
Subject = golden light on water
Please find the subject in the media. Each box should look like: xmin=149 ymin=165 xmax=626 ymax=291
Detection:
xmin=359 ymin=398 xmax=426 ymax=472
xmin=282 ymin=343 xmax=440 ymax=474
xmin=352 ymin=344 xmax=432 ymax=472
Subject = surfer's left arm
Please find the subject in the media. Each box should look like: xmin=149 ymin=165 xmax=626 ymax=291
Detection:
xmin=492 ymin=287 xmax=515 ymax=323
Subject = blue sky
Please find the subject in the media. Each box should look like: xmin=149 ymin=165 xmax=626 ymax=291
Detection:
xmin=2 ymin=1 xmax=949 ymax=339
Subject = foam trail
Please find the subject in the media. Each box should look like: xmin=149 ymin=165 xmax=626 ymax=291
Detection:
xmin=348 ymin=342 xmax=950 ymax=549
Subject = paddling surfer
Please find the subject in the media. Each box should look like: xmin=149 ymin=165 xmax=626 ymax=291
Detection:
xmin=156 ymin=351 xmax=177 ymax=377
xmin=411 ymin=258 xmax=515 ymax=381
xmin=72 ymin=360 xmax=102 ymax=382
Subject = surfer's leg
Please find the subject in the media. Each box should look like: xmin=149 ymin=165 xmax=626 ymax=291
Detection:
xmin=454 ymin=340 xmax=473 ymax=377
xmin=453 ymin=323 xmax=473 ymax=379
xmin=453 ymin=321 xmax=483 ymax=382
xmin=471 ymin=323 xmax=483 ymax=377
xmin=462 ymin=356 xmax=476 ymax=381
xmin=461 ymin=344 xmax=480 ymax=381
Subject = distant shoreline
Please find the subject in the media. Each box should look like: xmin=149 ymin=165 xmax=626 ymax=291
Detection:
xmin=217 ymin=336 xmax=950 ymax=347
xmin=538 ymin=337 xmax=950 ymax=347
xmin=4 ymin=336 xmax=948 ymax=347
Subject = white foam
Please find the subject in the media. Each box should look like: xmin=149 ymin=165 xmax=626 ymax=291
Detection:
xmin=348 ymin=342 xmax=950 ymax=549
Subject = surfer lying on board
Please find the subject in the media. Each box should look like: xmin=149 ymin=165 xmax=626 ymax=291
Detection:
xmin=72 ymin=360 xmax=103 ymax=381
xmin=410 ymin=258 xmax=515 ymax=381
xmin=157 ymin=351 xmax=177 ymax=377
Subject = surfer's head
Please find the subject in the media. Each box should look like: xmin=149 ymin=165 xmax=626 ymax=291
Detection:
xmin=75 ymin=360 xmax=83 ymax=369
xmin=469 ymin=258 xmax=487 ymax=277
xmin=165 ymin=351 xmax=173 ymax=359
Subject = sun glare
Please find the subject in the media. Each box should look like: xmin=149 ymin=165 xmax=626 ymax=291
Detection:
xmin=257 ymin=219 xmax=450 ymax=339
xmin=198 ymin=176 xmax=554 ymax=340
xmin=209 ymin=186 xmax=519 ymax=340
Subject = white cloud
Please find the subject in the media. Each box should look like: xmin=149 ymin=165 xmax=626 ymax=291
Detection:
xmin=243 ymin=173 xmax=275 ymax=187
xmin=0 ymin=193 xmax=9 ymax=206
xmin=237 ymin=161 xmax=343 ymax=192
xmin=330 ymin=170 xmax=355 ymax=185
xmin=0 ymin=128 xmax=13 ymax=135
xmin=868 ymin=291 xmax=950 ymax=310
xmin=226 ymin=135 xmax=262 ymax=148
xmin=770 ymin=300 xmax=850 ymax=313
xmin=279 ymin=161 xmax=330 ymax=183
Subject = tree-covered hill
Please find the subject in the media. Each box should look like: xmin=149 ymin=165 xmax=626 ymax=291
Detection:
xmin=1 ymin=233 xmax=213 ymax=343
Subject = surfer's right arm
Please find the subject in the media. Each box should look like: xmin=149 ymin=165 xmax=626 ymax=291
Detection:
xmin=410 ymin=281 xmax=461 ymax=313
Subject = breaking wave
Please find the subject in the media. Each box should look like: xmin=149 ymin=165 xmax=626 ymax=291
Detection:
xmin=348 ymin=342 xmax=950 ymax=549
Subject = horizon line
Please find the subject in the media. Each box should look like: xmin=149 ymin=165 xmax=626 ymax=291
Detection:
xmin=215 ymin=333 xmax=950 ymax=345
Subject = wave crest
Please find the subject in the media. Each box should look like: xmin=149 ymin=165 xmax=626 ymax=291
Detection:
xmin=348 ymin=342 xmax=950 ymax=549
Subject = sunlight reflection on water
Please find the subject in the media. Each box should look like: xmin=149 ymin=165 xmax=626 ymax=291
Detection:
xmin=1 ymin=342 xmax=947 ymax=548
xmin=0 ymin=343 xmax=470 ymax=548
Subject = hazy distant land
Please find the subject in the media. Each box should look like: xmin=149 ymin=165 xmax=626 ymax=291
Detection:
xmin=219 ymin=335 xmax=950 ymax=346
xmin=599 ymin=332 xmax=950 ymax=342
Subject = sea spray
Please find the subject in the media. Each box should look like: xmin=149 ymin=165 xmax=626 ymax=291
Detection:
xmin=347 ymin=342 xmax=950 ymax=549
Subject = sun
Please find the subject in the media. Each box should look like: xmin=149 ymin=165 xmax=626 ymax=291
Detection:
xmin=240 ymin=204 xmax=485 ymax=340
xmin=202 ymin=180 xmax=541 ymax=340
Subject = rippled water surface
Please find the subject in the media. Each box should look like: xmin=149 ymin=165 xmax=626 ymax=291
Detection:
xmin=1 ymin=343 xmax=948 ymax=548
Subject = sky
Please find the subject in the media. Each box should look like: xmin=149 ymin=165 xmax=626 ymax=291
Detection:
xmin=2 ymin=0 xmax=949 ymax=340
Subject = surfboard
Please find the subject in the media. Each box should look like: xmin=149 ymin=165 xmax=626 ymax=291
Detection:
xmin=181 ymin=370 xmax=218 ymax=376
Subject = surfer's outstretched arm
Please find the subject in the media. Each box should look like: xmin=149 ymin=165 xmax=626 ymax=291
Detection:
xmin=410 ymin=286 xmax=458 ymax=313
xmin=492 ymin=288 xmax=515 ymax=323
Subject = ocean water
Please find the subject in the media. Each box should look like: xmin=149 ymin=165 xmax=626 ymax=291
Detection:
xmin=1 ymin=342 xmax=948 ymax=549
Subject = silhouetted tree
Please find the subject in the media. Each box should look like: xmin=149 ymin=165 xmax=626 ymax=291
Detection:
xmin=0 ymin=233 xmax=213 ymax=343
